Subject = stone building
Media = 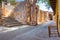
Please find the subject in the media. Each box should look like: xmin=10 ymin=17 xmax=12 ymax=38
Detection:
xmin=13 ymin=0 xmax=38 ymax=25
xmin=2 ymin=0 xmax=54 ymax=26
xmin=37 ymin=9 xmax=53 ymax=24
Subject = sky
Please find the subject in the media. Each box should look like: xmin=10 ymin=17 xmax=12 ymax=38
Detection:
xmin=15 ymin=0 xmax=53 ymax=12
xmin=36 ymin=2 xmax=53 ymax=12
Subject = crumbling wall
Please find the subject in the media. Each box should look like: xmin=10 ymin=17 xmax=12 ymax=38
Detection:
xmin=13 ymin=1 xmax=28 ymax=24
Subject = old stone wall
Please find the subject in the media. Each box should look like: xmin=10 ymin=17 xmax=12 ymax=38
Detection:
xmin=2 ymin=2 xmax=14 ymax=17
xmin=13 ymin=0 xmax=38 ymax=25
xmin=1 ymin=0 xmax=54 ymax=25
xmin=37 ymin=10 xmax=53 ymax=24
xmin=13 ymin=1 xmax=29 ymax=24
xmin=30 ymin=5 xmax=37 ymax=25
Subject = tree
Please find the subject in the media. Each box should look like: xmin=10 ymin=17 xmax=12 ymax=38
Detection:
xmin=37 ymin=0 xmax=50 ymax=9
xmin=7 ymin=0 xmax=15 ymax=2
xmin=7 ymin=0 xmax=16 ymax=6
xmin=0 ymin=0 xmax=2 ymax=3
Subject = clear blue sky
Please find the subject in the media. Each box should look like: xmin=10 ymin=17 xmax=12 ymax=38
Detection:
xmin=15 ymin=0 xmax=53 ymax=12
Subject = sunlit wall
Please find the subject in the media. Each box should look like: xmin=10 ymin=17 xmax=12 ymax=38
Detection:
xmin=2 ymin=2 xmax=14 ymax=17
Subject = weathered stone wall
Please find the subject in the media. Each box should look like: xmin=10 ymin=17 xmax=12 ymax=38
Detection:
xmin=13 ymin=1 xmax=29 ymax=24
xmin=30 ymin=5 xmax=37 ymax=25
xmin=37 ymin=10 xmax=53 ymax=24
xmin=13 ymin=0 xmax=38 ymax=25
xmin=2 ymin=2 xmax=14 ymax=17
xmin=37 ymin=10 xmax=43 ymax=24
xmin=2 ymin=0 xmax=54 ymax=25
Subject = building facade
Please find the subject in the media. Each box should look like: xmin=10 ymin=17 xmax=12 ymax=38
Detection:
xmin=2 ymin=0 xmax=54 ymax=25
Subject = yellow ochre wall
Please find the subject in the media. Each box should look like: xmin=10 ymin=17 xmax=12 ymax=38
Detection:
xmin=58 ymin=0 xmax=60 ymax=28
xmin=54 ymin=0 xmax=58 ymax=24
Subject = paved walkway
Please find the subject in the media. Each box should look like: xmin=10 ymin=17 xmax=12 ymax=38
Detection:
xmin=0 ymin=22 xmax=60 ymax=40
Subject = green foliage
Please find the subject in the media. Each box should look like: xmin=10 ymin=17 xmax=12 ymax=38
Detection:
xmin=7 ymin=0 xmax=15 ymax=2
xmin=37 ymin=0 xmax=50 ymax=9
xmin=0 ymin=0 xmax=2 ymax=3
xmin=7 ymin=0 xmax=16 ymax=6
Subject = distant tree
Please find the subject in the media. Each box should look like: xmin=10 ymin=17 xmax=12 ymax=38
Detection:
xmin=0 ymin=0 xmax=2 ymax=3
xmin=37 ymin=0 xmax=50 ymax=9
xmin=7 ymin=0 xmax=15 ymax=2
xmin=7 ymin=0 xmax=16 ymax=6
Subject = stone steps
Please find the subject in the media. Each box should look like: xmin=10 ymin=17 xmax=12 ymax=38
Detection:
xmin=49 ymin=26 xmax=59 ymax=37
